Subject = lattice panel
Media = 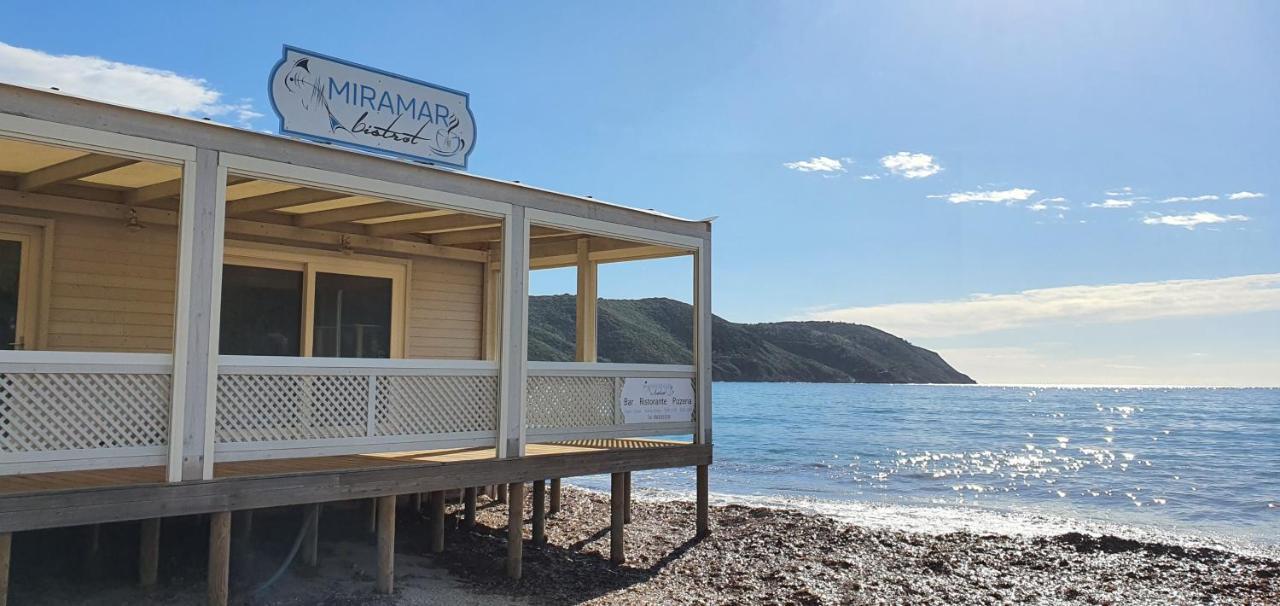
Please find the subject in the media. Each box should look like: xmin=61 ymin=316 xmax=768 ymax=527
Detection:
xmin=0 ymin=372 xmax=171 ymax=452
xmin=376 ymin=375 xmax=497 ymax=436
xmin=527 ymin=376 xmax=618 ymax=429
xmin=216 ymin=374 xmax=368 ymax=443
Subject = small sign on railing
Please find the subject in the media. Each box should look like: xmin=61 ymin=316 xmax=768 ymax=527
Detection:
xmin=620 ymin=378 xmax=695 ymax=424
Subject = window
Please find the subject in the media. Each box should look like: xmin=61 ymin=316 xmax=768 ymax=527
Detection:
xmin=312 ymin=272 xmax=393 ymax=358
xmin=220 ymin=246 xmax=406 ymax=358
xmin=220 ymin=265 xmax=303 ymax=356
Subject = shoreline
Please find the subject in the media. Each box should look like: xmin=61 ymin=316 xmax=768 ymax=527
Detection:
xmin=449 ymin=486 xmax=1279 ymax=605
xmin=9 ymin=486 xmax=1278 ymax=605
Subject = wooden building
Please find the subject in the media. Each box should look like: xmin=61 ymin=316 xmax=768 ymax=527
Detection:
xmin=0 ymin=82 xmax=712 ymax=604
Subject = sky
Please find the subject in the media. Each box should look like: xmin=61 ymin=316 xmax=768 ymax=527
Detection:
xmin=1 ymin=1 xmax=1277 ymax=385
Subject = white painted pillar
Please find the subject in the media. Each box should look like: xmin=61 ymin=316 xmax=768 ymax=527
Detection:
xmin=496 ymin=206 xmax=528 ymax=459
xmin=169 ymin=148 xmax=226 ymax=481
xmin=693 ymin=236 xmax=712 ymax=445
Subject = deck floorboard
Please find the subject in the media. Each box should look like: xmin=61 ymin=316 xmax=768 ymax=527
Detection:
xmin=0 ymin=439 xmax=685 ymax=496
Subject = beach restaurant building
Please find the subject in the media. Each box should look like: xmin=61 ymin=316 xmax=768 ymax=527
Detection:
xmin=0 ymin=68 xmax=712 ymax=604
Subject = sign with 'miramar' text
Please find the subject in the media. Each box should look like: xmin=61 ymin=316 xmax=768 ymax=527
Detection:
xmin=620 ymin=378 xmax=695 ymax=424
xmin=269 ymin=46 xmax=475 ymax=169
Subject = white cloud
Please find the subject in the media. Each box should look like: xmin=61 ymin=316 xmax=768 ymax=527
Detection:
xmin=858 ymin=174 xmax=880 ymax=181
xmin=1160 ymin=194 xmax=1219 ymax=203
xmin=879 ymin=152 xmax=942 ymax=179
xmin=0 ymin=42 xmax=262 ymax=127
xmin=803 ymin=273 xmax=1280 ymax=338
xmin=927 ymin=187 xmax=1037 ymax=204
xmin=1027 ymin=202 xmax=1048 ymax=211
xmin=783 ymin=156 xmax=846 ymax=173
xmin=1142 ymin=212 xmax=1249 ymax=229
xmin=1228 ymin=191 xmax=1265 ymax=200
xmin=1104 ymin=187 xmax=1134 ymax=196
xmin=1087 ymin=199 xmax=1134 ymax=209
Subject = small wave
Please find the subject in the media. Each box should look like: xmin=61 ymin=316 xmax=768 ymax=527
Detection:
xmin=605 ymin=484 xmax=1280 ymax=560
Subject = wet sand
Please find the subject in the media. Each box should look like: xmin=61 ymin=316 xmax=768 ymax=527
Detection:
xmin=8 ymin=486 xmax=1278 ymax=605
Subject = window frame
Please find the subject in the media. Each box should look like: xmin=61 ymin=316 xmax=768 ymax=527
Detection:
xmin=223 ymin=242 xmax=408 ymax=358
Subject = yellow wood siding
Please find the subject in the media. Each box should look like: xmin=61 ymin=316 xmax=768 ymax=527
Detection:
xmin=45 ymin=214 xmax=177 ymax=352
xmin=407 ymin=256 xmax=484 ymax=360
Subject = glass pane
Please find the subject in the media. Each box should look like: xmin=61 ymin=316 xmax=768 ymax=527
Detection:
xmin=220 ymin=265 xmax=303 ymax=355
xmin=0 ymin=240 xmax=20 ymax=350
xmin=312 ymin=272 xmax=392 ymax=358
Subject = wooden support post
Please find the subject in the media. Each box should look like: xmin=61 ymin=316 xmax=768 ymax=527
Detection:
xmin=302 ymin=504 xmax=320 ymax=567
xmin=139 ymin=518 xmax=161 ymax=589
xmin=368 ymin=498 xmax=378 ymax=535
xmin=85 ymin=524 xmax=102 ymax=577
xmin=428 ymin=491 xmax=445 ymax=554
xmin=610 ymin=473 xmax=625 ymax=565
xmin=532 ymin=479 xmax=546 ymax=545
xmin=208 ymin=511 xmax=231 ymax=606
xmin=550 ymin=478 xmax=562 ymax=515
xmin=506 ymin=482 xmax=524 ymax=579
xmin=697 ymin=465 xmax=710 ymax=537
xmin=375 ymin=495 xmax=395 ymax=594
xmin=0 ymin=533 xmax=11 ymax=606
xmin=497 ymin=483 xmax=508 ymax=504
xmin=463 ymin=487 xmax=477 ymax=528
xmin=412 ymin=493 xmax=422 ymax=513
xmin=624 ymin=472 xmax=633 ymax=524
xmin=232 ymin=510 xmax=253 ymax=569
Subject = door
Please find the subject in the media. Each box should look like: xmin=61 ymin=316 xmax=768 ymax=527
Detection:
xmin=0 ymin=222 xmax=43 ymax=351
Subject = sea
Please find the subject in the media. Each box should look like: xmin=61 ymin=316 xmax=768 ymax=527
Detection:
xmin=571 ymin=383 xmax=1280 ymax=557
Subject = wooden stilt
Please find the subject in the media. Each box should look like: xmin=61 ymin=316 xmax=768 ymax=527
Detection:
xmin=549 ymin=478 xmax=562 ymax=514
xmin=85 ymin=523 xmax=102 ymax=577
xmin=375 ymin=495 xmax=395 ymax=594
xmin=232 ymin=510 xmax=253 ymax=569
xmin=610 ymin=472 xmax=625 ymax=564
xmin=463 ymin=487 xmax=477 ymax=528
xmin=532 ymin=479 xmax=546 ymax=544
xmin=368 ymin=498 xmax=378 ymax=535
xmin=0 ymin=532 xmax=11 ymax=606
xmin=139 ymin=518 xmax=161 ymax=589
xmin=412 ymin=493 xmax=422 ymax=513
xmin=208 ymin=511 xmax=231 ymax=606
xmin=302 ymin=504 xmax=320 ymax=567
xmin=624 ymin=472 xmax=632 ymax=524
xmin=497 ymin=483 xmax=508 ymax=504
xmin=696 ymin=464 xmax=710 ymax=537
xmin=505 ymin=482 xmax=524 ymax=579
xmin=428 ymin=491 xmax=445 ymax=554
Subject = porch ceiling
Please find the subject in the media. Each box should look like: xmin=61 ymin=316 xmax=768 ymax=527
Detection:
xmin=0 ymin=136 xmax=690 ymax=265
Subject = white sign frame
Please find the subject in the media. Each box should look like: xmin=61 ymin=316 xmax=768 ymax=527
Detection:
xmin=620 ymin=377 xmax=695 ymax=424
xmin=268 ymin=45 xmax=476 ymax=169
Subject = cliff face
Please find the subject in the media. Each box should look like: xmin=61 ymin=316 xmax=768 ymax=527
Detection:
xmin=528 ymin=295 xmax=975 ymax=384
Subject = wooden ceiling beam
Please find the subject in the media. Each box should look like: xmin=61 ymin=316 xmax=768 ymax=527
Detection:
xmin=428 ymin=225 xmax=564 ymax=246
xmin=226 ymin=188 xmax=350 ymax=217
xmin=364 ymin=213 xmax=499 ymax=237
xmin=17 ymin=153 xmax=138 ymax=192
xmin=292 ymin=202 xmax=447 ymax=228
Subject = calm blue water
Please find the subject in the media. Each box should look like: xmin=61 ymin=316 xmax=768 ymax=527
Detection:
xmin=574 ymin=383 xmax=1280 ymax=554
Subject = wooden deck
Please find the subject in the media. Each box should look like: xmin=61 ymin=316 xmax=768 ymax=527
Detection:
xmin=0 ymin=439 xmax=686 ymax=496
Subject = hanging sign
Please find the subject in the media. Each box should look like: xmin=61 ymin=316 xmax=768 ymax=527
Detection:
xmin=268 ymin=45 xmax=476 ymax=169
xmin=620 ymin=378 xmax=695 ymax=424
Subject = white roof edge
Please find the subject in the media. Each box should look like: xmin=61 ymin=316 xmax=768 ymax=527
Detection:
xmin=0 ymin=82 xmax=708 ymax=226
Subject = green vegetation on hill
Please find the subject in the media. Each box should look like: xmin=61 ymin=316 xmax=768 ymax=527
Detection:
xmin=528 ymin=295 xmax=975 ymax=384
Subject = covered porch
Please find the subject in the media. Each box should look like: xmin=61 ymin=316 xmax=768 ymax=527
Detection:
xmin=0 ymin=82 xmax=712 ymax=602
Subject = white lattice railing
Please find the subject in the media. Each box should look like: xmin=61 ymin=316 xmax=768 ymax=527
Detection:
xmin=0 ymin=351 xmax=173 ymax=474
xmin=527 ymin=362 xmax=697 ymax=442
xmin=215 ymin=356 xmax=499 ymax=462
